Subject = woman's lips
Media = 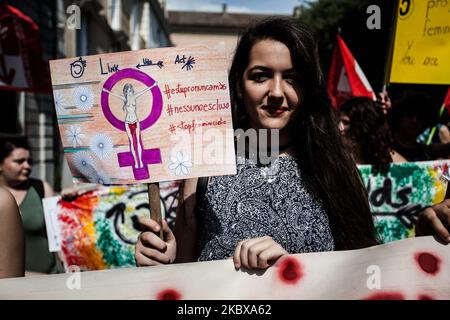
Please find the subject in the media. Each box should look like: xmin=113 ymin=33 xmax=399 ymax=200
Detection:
xmin=262 ymin=105 xmax=288 ymax=116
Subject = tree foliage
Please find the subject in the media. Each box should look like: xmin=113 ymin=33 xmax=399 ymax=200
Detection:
xmin=299 ymin=0 xmax=394 ymax=91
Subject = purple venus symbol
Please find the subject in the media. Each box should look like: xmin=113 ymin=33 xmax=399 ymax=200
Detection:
xmin=101 ymin=68 xmax=163 ymax=180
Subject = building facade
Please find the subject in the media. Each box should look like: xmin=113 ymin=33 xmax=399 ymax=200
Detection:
xmin=168 ymin=5 xmax=286 ymax=62
xmin=0 ymin=0 xmax=171 ymax=190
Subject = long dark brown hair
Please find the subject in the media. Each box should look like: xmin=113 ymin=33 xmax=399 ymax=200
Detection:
xmin=340 ymin=97 xmax=393 ymax=174
xmin=229 ymin=17 xmax=378 ymax=250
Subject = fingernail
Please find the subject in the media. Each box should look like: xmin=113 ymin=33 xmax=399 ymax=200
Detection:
xmin=234 ymin=263 xmax=240 ymax=269
xmin=446 ymin=236 xmax=450 ymax=242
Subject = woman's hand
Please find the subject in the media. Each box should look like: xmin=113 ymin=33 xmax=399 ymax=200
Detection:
xmin=60 ymin=188 xmax=81 ymax=201
xmin=60 ymin=185 xmax=97 ymax=201
xmin=135 ymin=217 xmax=176 ymax=266
xmin=233 ymin=236 xmax=288 ymax=270
xmin=416 ymin=199 xmax=450 ymax=243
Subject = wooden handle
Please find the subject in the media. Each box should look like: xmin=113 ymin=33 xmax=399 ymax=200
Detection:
xmin=147 ymin=182 xmax=163 ymax=239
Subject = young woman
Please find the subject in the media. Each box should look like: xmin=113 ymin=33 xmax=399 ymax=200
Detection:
xmin=338 ymin=97 xmax=406 ymax=173
xmin=135 ymin=17 xmax=449 ymax=270
xmin=0 ymin=136 xmax=61 ymax=274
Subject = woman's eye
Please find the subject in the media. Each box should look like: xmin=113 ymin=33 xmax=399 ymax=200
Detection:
xmin=284 ymin=73 xmax=299 ymax=85
xmin=250 ymin=73 xmax=270 ymax=82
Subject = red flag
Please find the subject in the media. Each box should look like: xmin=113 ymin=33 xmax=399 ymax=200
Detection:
xmin=444 ymin=87 xmax=450 ymax=114
xmin=0 ymin=4 xmax=51 ymax=92
xmin=327 ymin=34 xmax=376 ymax=108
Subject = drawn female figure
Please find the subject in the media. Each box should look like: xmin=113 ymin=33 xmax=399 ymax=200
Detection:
xmin=102 ymin=82 xmax=157 ymax=169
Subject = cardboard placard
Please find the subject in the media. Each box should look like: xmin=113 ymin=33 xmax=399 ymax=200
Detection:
xmin=358 ymin=160 xmax=449 ymax=243
xmin=49 ymin=43 xmax=236 ymax=184
xmin=390 ymin=0 xmax=450 ymax=84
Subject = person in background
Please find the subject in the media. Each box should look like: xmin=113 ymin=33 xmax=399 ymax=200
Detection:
xmin=389 ymin=93 xmax=450 ymax=161
xmin=377 ymin=91 xmax=392 ymax=115
xmin=0 ymin=186 xmax=24 ymax=278
xmin=0 ymin=136 xmax=63 ymax=274
xmin=438 ymin=124 xmax=450 ymax=144
xmin=338 ymin=97 xmax=406 ymax=173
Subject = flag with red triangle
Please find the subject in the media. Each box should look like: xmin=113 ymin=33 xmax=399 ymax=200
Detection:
xmin=444 ymin=87 xmax=450 ymax=114
xmin=327 ymin=34 xmax=376 ymax=108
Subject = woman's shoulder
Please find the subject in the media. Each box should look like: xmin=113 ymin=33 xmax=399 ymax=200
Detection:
xmin=0 ymin=187 xmax=19 ymax=217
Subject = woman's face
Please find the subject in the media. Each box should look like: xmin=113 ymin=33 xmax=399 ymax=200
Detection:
xmin=241 ymin=39 xmax=301 ymax=130
xmin=338 ymin=113 xmax=350 ymax=135
xmin=0 ymin=148 xmax=32 ymax=184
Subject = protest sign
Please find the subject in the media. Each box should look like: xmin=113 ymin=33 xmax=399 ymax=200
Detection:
xmin=43 ymin=182 xmax=179 ymax=271
xmin=358 ymin=160 xmax=449 ymax=243
xmin=49 ymin=43 xmax=236 ymax=185
xmin=1 ymin=236 xmax=448 ymax=299
xmin=390 ymin=0 xmax=450 ymax=84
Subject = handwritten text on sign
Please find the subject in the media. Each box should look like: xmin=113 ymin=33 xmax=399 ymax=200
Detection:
xmin=49 ymin=44 xmax=236 ymax=184
xmin=390 ymin=0 xmax=450 ymax=84
xmin=358 ymin=160 xmax=449 ymax=243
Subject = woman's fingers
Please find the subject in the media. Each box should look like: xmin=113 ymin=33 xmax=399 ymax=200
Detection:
xmin=257 ymin=246 xmax=287 ymax=269
xmin=246 ymin=238 xmax=273 ymax=269
xmin=161 ymin=219 xmax=175 ymax=242
xmin=137 ymin=245 xmax=171 ymax=264
xmin=420 ymin=207 xmax=450 ymax=242
xmin=138 ymin=217 xmax=161 ymax=233
xmin=233 ymin=237 xmax=287 ymax=270
xmin=428 ymin=214 xmax=450 ymax=242
xmin=139 ymin=231 xmax=167 ymax=252
xmin=135 ymin=252 xmax=163 ymax=267
xmin=235 ymin=237 xmax=266 ymax=269
xmin=435 ymin=204 xmax=450 ymax=229
xmin=233 ymin=240 xmax=243 ymax=269
xmin=433 ymin=205 xmax=450 ymax=242
xmin=135 ymin=232 xmax=170 ymax=266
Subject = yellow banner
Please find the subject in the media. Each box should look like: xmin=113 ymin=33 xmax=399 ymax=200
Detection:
xmin=390 ymin=0 xmax=450 ymax=84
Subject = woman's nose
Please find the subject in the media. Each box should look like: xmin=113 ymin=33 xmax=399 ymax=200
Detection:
xmin=268 ymin=77 xmax=283 ymax=100
xmin=23 ymin=160 xmax=32 ymax=169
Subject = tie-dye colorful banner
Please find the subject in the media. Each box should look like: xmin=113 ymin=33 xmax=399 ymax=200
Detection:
xmin=44 ymin=182 xmax=179 ymax=271
xmin=358 ymin=160 xmax=449 ymax=243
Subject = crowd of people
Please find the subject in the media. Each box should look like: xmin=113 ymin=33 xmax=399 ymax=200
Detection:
xmin=1 ymin=17 xmax=449 ymax=279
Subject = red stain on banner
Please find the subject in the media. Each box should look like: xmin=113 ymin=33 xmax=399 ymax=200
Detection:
xmin=277 ymin=257 xmax=303 ymax=285
xmin=417 ymin=294 xmax=434 ymax=300
xmin=156 ymin=288 xmax=182 ymax=300
xmin=415 ymin=252 xmax=441 ymax=275
xmin=364 ymin=292 xmax=405 ymax=300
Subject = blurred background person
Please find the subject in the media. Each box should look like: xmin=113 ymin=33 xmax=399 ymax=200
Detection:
xmin=0 ymin=136 xmax=63 ymax=274
xmin=0 ymin=186 xmax=24 ymax=278
xmin=388 ymin=93 xmax=450 ymax=162
xmin=377 ymin=91 xmax=392 ymax=114
xmin=338 ymin=97 xmax=406 ymax=173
